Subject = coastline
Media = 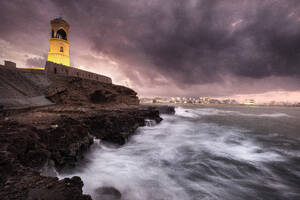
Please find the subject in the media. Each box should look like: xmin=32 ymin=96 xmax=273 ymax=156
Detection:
xmin=141 ymin=102 xmax=300 ymax=108
xmin=0 ymin=63 xmax=176 ymax=200
xmin=0 ymin=104 xmax=173 ymax=200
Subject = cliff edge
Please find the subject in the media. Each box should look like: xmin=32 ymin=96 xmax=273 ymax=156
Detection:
xmin=46 ymin=76 xmax=139 ymax=106
xmin=0 ymin=64 xmax=174 ymax=200
xmin=0 ymin=66 xmax=139 ymax=108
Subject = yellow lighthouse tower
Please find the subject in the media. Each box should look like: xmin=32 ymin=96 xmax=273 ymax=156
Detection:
xmin=47 ymin=18 xmax=70 ymax=66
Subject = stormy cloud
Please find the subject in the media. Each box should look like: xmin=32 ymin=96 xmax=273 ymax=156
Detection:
xmin=1 ymin=0 xmax=300 ymax=97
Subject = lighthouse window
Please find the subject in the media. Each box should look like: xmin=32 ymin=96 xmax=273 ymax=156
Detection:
xmin=56 ymin=29 xmax=67 ymax=40
xmin=60 ymin=47 xmax=64 ymax=52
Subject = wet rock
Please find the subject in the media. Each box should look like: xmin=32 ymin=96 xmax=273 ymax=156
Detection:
xmin=0 ymin=121 xmax=50 ymax=170
xmin=26 ymin=176 xmax=92 ymax=200
xmin=94 ymin=186 xmax=122 ymax=200
xmin=0 ymin=63 xmax=166 ymax=199
xmin=0 ymin=117 xmax=93 ymax=199
xmin=39 ymin=117 xmax=94 ymax=169
xmin=83 ymin=108 xmax=162 ymax=145
xmin=0 ymin=149 xmax=91 ymax=200
xmin=150 ymin=105 xmax=175 ymax=115
xmin=0 ymin=105 xmax=164 ymax=199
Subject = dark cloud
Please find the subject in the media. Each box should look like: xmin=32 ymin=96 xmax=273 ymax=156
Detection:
xmin=53 ymin=0 xmax=300 ymax=83
xmin=1 ymin=0 xmax=300 ymax=96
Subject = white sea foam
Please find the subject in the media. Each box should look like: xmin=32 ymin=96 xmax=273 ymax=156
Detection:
xmin=199 ymin=129 xmax=283 ymax=162
xmin=175 ymin=107 xmax=291 ymax=118
xmin=255 ymin=113 xmax=290 ymax=118
xmin=59 ymin=112 xmax=291 ymax=200
xmin=175 ymin=107 xmax=199 ymax=118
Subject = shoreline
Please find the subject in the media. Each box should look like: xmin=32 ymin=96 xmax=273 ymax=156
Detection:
xmin=141 ymin=102 xmax=300 ymax=108
xmin=0 ymin=104 xmax=174 ymax=200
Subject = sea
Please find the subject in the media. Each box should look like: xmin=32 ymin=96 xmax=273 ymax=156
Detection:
xmin=59 ymin=106 xmax=300 ymax=200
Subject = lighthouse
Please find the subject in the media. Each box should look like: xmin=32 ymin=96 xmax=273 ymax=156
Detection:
xmin=47 ymin=18 xmax=70 ymax=66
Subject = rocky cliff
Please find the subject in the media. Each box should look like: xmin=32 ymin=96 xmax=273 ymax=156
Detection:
xmin=46 ymin=76 xmax=139 ymax=106
xmin=0 ymin=118 xmax=93 ymax=200
xmin=0 ymin=66 xmax=174 ymax=200
xmin=0 ymin=67 xmax=139 ymax=108
xmin=0 ymin=105 xmax=165 ymax=200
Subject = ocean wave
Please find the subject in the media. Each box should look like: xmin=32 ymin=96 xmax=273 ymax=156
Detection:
xmin=175 ymin=107 xmax=291 ymax=118
xmin=254 ymin=113 xmax=291 ymax=117
xmin=59 ymin=108 xmax=299 ymax=200
xmin=174 ymin=107 xmax=200 ymax=118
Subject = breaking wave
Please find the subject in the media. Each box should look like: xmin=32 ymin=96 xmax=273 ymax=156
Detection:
xmin=59 ymin=106 xmax=300 ymax=200
xmin=175 ymin=107 xmax=291 ymax=118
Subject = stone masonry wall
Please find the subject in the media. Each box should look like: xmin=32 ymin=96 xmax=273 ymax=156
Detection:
xmin=45 ymin=61 xmax=112 ymax=84
xmin=0 ymin=61 xmax=113 ymax=108
xmin=1 ymin=61 xmax=112 ymax=84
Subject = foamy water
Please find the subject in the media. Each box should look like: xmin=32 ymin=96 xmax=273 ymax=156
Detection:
xmin=175 ymin=107 xmax=291 ymax=118
xmin=60 ymin=106 xmax=300 ymax=200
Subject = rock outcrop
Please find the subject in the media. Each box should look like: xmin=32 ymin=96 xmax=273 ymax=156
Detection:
xmin=46 ymin=77 xmax=139 ymax=106
xmin=0 ymin=67 xmax=139 ymax=108
xmin=0 ymin=64 xmax=173 ymax=200
xmin=82 ymin=108 xmax=162 ymax=145
xmin=0 ymin=164 xmax=92 ymax=200
xmin=0 ymin=119 xmax=93 ymax=200
xmin=0 ymin=105 xmax=164 ymax=200
xmin=145 ymin=105 xmax=175 ymax=115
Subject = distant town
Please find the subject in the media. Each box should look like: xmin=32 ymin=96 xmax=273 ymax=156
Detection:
xmin=140 ymin=97 xmax=300 ymax=107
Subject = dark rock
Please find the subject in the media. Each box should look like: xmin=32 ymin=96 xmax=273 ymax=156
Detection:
xmin=149 ymin=105 xmax=175 ymax=115
xmin=83 ymin=108 xmax=162 ymax=145
xmin=39 ymin=117 xmax=94 ymax=169
xmin=94 ymin=186 xmax=122 ymax=200
xmin=0 ymin=121 xmax=50 ymax=170
xmin=90 ymin=90 xmax=115 ymax=103
xmin=26 ymin=176 xmax=92 ymax=200
xmin=3 ymin=172 xmax=91 ymax=200
xmin=0 ymin=150 xmax=91 ymax=200
xmin=0 ymin=105 xmax=164 ymax=199
xmin=0 ymin=117 xmax=93 ymax=199
xmin=46 ymin=77 xmax=139 ymax=106
xmin=0 ymin=62 xmax=166 ymax=199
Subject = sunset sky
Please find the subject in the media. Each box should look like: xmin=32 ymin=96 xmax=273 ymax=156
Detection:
xmin=1 ymin=0 xmax=300 ymax=102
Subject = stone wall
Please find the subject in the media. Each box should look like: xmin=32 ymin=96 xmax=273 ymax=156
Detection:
xmin=0 ymin=66 xmax=53 ymax=108
xmin=0 ymin=61 xmax=16 ymax=70
xmin=1 ymin=61 xmax=112 ymax=84
xmin=45 ymin=61 xmax=112 ymax=84
xmin=4 ymin=61 xmax=16 ymax=68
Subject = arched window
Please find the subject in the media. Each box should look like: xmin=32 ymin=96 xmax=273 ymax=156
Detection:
xmin=60 ymin=47 xmax=64 ymax=52
xmin=54 ymin=68 xmax=57 ymax=74
xmin=56 ymin=29 xmax=67 ymax=40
